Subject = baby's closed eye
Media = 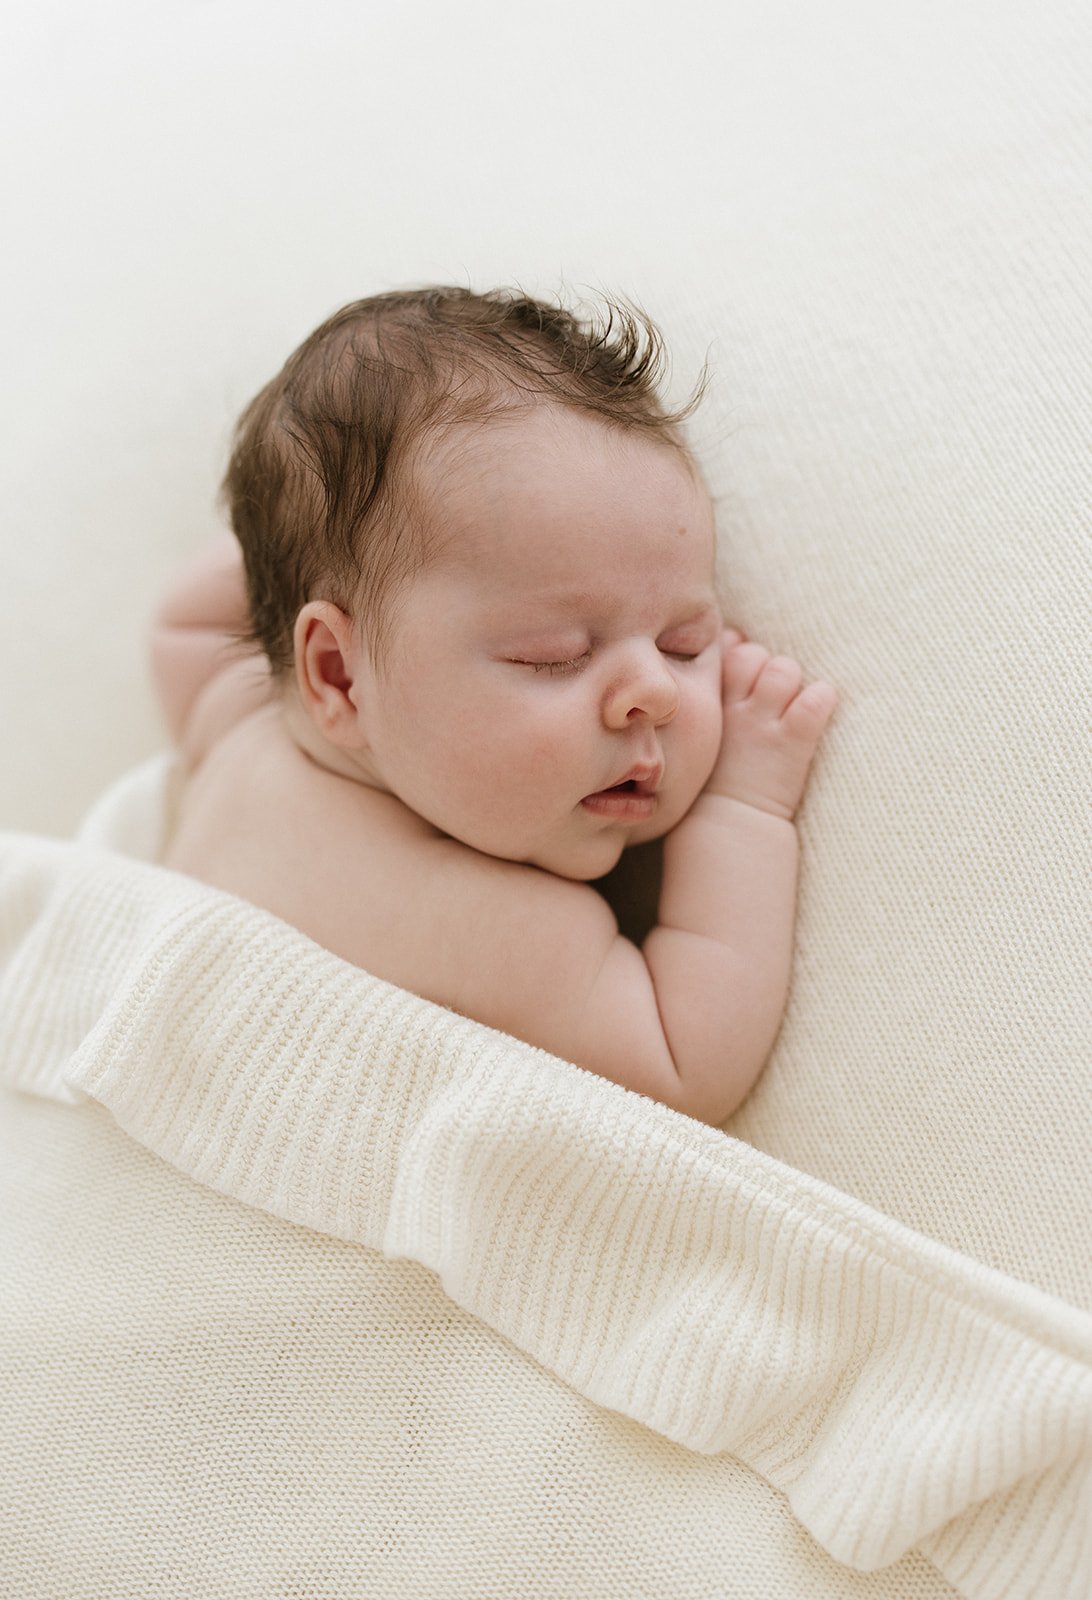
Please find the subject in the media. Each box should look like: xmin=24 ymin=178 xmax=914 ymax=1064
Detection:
xmin=656 ymin=629 xmax=718 ymax=662
xmin=510 ymin=653 xmax=591 ymax=676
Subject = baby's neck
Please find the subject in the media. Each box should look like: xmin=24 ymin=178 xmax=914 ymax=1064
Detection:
xmin=278 ymin=685 xmax=386 ymax=791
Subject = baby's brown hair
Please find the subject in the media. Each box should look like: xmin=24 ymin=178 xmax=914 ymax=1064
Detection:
xmin=224 ymin=286 xmax=704 ymax=674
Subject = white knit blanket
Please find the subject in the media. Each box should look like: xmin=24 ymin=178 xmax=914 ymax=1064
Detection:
xmin=0 ymin=772 xmax=1089 ymax=1600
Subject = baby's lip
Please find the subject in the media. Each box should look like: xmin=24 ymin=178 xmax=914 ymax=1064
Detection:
xmin=593 ymin=761 xmax=663 ymax=798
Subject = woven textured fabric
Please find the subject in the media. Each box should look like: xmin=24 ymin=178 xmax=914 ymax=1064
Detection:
xmin=655 ymin=19 xmax=1092 ymax=1305
xmin=1 ymin=828 xmax=1089 ymax=1599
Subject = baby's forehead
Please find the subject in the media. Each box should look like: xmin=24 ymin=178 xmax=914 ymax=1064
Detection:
xmin=413 ymin=404 xmax=709 ymax=536
xmin=404 ymin=418 xmax=717 ymax=632
xmin=422 ymin=399 xmax=693 ymax=468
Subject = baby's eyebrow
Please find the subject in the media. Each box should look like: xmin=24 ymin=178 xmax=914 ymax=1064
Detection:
xmin=522 ymin=590 xmax=719 ymax=621
xmin=524 ymin=585 xmax=611 ymax=613
xmin=653 ymin=602 xmax=723 ymax=635
xmin=667 ymin=600 xmax=721 ymax=623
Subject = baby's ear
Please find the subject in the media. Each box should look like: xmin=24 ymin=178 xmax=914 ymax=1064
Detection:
xmin=293 ymin=601 xmax=369 ymax=749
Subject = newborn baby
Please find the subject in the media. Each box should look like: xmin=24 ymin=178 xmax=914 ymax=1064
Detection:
xmin=154 ymin=287 xmax=836 ymax=1125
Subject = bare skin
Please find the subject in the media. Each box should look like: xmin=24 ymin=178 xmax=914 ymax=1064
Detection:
xmin=155 ymin=408 xmax=836 ymax=1125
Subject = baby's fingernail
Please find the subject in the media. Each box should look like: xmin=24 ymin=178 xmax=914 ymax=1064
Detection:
xmin=723 ymin=627 xmax=744 ymax=646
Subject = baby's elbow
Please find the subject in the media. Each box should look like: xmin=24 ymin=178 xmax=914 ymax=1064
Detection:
xmin=656 ymin=1048 xmax=767 ymax=1128
xmin=659 ymin=1082 xmax=736 ymax=1129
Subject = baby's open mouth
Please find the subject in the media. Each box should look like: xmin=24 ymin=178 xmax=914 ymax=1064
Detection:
xmin=581 ymin=773 xmax=659 ymax=819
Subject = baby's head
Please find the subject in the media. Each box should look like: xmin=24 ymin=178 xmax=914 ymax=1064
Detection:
xmin=225 ymin=285 xmax=704 ymax=675
xmin=225 ymin=287 xmax=725 ymax=878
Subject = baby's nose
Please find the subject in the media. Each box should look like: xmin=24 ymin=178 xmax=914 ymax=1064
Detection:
xmin=602 ymin=646 xmax=680 ymax=729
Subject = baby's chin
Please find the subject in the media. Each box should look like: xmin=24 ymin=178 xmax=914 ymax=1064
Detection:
xmin=520 ymin=834 xmax=628 ymax=884
xmin=626 ymin=796 xmax=696 ymax=849
xmin=530 ymin=805 xmax=688 ymax=881
xmin=626 ymin=818 xmax=672 ymax=849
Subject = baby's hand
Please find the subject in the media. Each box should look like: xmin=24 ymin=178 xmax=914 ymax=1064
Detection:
xmin=707 ymin=633 xmax=837 ymax=821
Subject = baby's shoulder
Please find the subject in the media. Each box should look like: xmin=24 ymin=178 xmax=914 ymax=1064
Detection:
xmin=164 ymin=707 xmax=613 ymax=1018
xmin=166 ymin=701 xmax=415 ymax=885
xmin=168 ymin=700 xmax=310 ymax=830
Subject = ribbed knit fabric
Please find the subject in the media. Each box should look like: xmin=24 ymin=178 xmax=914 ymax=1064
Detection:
xmin=2 ymin=824 xmax=1088 ymax=1600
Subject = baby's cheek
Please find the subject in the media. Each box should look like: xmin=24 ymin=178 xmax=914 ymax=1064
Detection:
xmin=652 ymin=711 xmax=721 ymax=835
xmin=684 ymin=682 xmax=725 ymax=772
xmin=524 ymin=734 xmax=571 ymax=781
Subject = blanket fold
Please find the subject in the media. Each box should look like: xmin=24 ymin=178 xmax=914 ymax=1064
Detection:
xmin=1 ymin=826 xmax=1089 ymax=1600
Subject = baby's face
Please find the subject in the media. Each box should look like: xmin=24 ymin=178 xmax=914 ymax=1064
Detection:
xmin=351 ymin=405 xmax=724 ymax=880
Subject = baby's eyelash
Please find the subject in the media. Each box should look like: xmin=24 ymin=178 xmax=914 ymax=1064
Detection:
xmin=527 ymin=655 xmax=589 ymax=675
xmin=514 ymin=645 xmax=704 ymax=674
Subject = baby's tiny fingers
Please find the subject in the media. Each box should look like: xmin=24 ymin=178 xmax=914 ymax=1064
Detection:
xmin=722 ymin=641 xmax=769 ymax=700
xmin=804 ymin=679 xmax=838 ymax=711
xmin=755 ymin=655 xmax=803 ymax=712
xmin=787 ymin=679 xmax=839 ymax=730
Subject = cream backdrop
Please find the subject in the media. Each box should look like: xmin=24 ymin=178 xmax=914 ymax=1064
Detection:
xmin=2 ymin=1 xmax=1090 ymax=1595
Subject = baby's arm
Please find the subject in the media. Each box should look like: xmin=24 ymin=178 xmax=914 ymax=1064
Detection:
xmin=640 ymin=640 xmax=836 ymax=1121
xmin=149 ymin=534 xmax=273 ymax=766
